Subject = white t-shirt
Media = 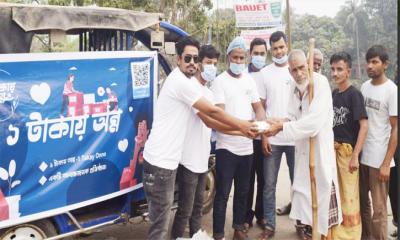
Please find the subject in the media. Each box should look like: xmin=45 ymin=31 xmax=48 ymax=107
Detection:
xmin=143 ymin=68 xmax=203 ymax=170
xmin=361 ymin=79 xmax=397 ymax=168
xmin=181 ymin=78 xmax=214 ymax=173
xmin=245 ymin=67 xmax=265 ymax=140
xmin=211 ymin=71 xmax=260 ymax=155
xmin=261 ymin=63 xmax=295 ymax=146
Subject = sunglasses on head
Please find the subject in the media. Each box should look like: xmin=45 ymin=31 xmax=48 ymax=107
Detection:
xmin=183 ymin=55 xmax=199 ymax=64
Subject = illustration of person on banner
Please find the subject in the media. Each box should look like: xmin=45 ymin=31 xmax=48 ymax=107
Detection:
xmin=106 ymin=87 xmax=118 ymax=111
xmin=264 ymin=49 xmax=342 ymax=239
xmin=330 ymin=51 xmax=368 ymax=239
xmin=60 ymin=74 xmax=81 ymax=117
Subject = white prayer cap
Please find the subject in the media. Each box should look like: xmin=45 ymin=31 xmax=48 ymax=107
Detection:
xmin=227 ymin=36 xmax=246 ymax=55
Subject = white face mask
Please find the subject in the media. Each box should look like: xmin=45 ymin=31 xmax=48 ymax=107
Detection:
xmin=251 ymin=55 xmax=266 ymax=69
xmin=272 ymin=55 xmax=288 ymax=65
xmin=229 ymin=62 xmax=246 ymax=75
xmin=200 ymin=64 xmax=217 ymax=82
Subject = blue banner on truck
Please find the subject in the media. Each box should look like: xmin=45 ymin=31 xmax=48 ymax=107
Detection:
xmin=0 ymin=51 xmax=157 ymax=228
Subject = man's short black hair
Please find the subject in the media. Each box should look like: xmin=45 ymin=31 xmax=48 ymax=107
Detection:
xmin=269 ymin=31 xmax=287 ymax=46
xmin=330 ymin=51 xmax=352 ymax=68
xmin=175 ymin=36 xmax=200 ymax=56
xmin=366 ymin=45 xmax=389 ymax=63
xmin=250 ymin=38 xmax=267 ymax=53
xmin=199 ymin=45 xmax=220 ymax=62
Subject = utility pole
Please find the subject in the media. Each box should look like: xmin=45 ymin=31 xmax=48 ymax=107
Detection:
xmin=286 ymin=0 xmax=291 ymax=51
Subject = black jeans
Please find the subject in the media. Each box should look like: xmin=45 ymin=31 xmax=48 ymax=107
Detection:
xmin=213 ymin=149 xmax=253 ymax=239
xmin=245 ymin=140 xmax=264 ymax=224
xmin=171 ymin=165 xmax=207 ymax=238
xmin=143 ymin=160 xmax=177 ymax=240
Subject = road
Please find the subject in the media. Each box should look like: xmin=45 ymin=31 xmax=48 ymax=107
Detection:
xmin=80 ymin=158 xmax=396 ymax=240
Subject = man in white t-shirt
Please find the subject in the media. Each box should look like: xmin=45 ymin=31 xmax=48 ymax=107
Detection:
xmin=211 ymin=36 xmax=268 ymax=240
xmin=360 ymin=45 xmax=398 ymax=240
xmin=244 ymin=38 xmax=270 ymax=230
xmin=143 ymin=37 xmax=257 ymax=240
xmin=258 ymin=31 xmax=295 ymax=239
xmin=171 ymin=44 xmax=225 ymax=239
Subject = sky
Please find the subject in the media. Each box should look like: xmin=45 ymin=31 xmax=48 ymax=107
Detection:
xmin=211 ymin=0 xmax=348 ymax=18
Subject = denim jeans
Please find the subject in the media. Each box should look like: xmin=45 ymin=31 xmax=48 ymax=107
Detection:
xmin=263 ymin=145 xmax=294 ymax=231
xmin=143 ymin=160 xmax=177 ymax=240
xmin=213 ymin=149 xmax=253 ymax=239
xmin=246 ymin=140 xmax=264 ymax=224
xmin=171 ymin=165 xmax=207 ymax=238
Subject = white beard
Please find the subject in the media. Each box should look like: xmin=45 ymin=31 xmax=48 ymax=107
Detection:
xmin=295 ymin=80 xmax=309 ymax=93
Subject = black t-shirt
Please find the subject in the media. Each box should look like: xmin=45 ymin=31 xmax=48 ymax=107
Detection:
xmin=332 ymin=85 xmax=368 ymax=147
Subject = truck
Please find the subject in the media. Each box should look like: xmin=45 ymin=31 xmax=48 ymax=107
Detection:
xmin=0 ymin=3 xmax=216 ymax=239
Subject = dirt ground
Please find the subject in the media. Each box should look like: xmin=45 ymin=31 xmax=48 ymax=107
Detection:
xmin=79 ymin=159 xmax=397 ymax=240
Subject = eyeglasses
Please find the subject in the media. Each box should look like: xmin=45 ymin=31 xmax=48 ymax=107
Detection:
xmin=183 ymin=55 xmax=199 ymax=64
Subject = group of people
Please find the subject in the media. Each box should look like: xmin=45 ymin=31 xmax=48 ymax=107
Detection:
xmin=141 ymin=31 xmax=398 ymax=240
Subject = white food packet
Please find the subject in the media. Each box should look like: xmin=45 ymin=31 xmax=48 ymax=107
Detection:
xmin=255 ymin=121 xmax=270 ymax=133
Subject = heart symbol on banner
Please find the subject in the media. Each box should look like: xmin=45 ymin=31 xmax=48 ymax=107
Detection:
xmin=118 ymin=139 xmax=128 ymax=152
xmin=30 ymin=83 xmax=51 ymax=105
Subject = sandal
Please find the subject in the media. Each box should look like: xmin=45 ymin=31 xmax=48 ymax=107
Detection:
xmin=276 ymin=202 xmax=291 ymax=216
xmin=257 ymin=228 xmax=275 ymax=240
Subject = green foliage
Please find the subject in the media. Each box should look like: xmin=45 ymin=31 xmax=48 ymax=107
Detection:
xmin=291 ymin=14 xmax=350 ymax=79
xmin=335 ymin=0 xmax=397 ymax=81
xmin=209 ymin=9 xmax=239 ymax=70
xmin=12 ymin=0 xmax=395 ymax=80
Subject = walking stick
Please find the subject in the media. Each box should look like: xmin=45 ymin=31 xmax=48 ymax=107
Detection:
xmin=307 ymin=38 xmax=318 ymax=240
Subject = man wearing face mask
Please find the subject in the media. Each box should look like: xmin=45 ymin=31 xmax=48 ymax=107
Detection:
xmin=264 ymin=49 xmax=341 ymax=239
xmin=143 ymin=37 xmax=258 ymax=240
xmin=258 ymin=31 xmax=295 ymax=239
xmin=243 ymin=38 xmax=269 ymax=231
xmin=211 ymin=36 xmax=268 ymax=240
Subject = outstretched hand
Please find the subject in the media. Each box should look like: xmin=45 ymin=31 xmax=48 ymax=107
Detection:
xmin=240 ymin=120 xmax=259 ymax=139
xmin=264 ymin=119 xmax=284 ymax=137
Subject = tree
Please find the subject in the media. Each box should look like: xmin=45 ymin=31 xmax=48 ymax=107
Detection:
xmin=335 ymin=0 xmax=397 ymax=80
xmin=291 ymin=14 xmax=350 ymax=79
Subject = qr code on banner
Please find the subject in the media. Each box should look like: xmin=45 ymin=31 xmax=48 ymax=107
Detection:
xmin=131 ymin=62 xmax=150 ymax=88
xmin=131 ymin=61 xmax=151 ymax=99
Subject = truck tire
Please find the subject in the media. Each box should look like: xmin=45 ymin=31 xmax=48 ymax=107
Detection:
xmin=202 ymin=155 xmax=216 ymax=215
xmin=0 ymin=219 xmax=57 ymax=240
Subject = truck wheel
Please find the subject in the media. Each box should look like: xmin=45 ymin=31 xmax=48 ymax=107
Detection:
xmin=0 ymin=219 xmax=57 ymax=240
xmin=202 ymin=155 xmax=216 ymax=215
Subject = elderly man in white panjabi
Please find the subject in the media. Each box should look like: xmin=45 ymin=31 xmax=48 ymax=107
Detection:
xmin=265 ymin=49 xmax=342 ymax=238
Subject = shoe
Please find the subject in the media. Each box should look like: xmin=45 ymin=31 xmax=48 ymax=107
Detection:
xmin=233 ymin=230 xmax=251 ymax=240
xmin=244 ymin=222 xmax=253 ymax=232
xmin=276 ymin=202 xmax=291 ymax=216
xmin=256 ymin=219 xmax=267 ymax=229
xmin=213 ymin=235 xmax=225 ymax=240
xmin=297 ymin=225 xmax=312 ymax=240
xmin=257 ymin=228 xmax=274 ymax=240
xmin=390 ymin=229 xmax=397 ymax=238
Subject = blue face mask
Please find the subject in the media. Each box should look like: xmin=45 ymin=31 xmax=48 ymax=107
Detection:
xmin=229 ymin=62 xmax=245 ymax=75
xmin=251 ymin=55 xmax=266 ymax=69
xmin=200 ymin=64 xmax=217 ymax=82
